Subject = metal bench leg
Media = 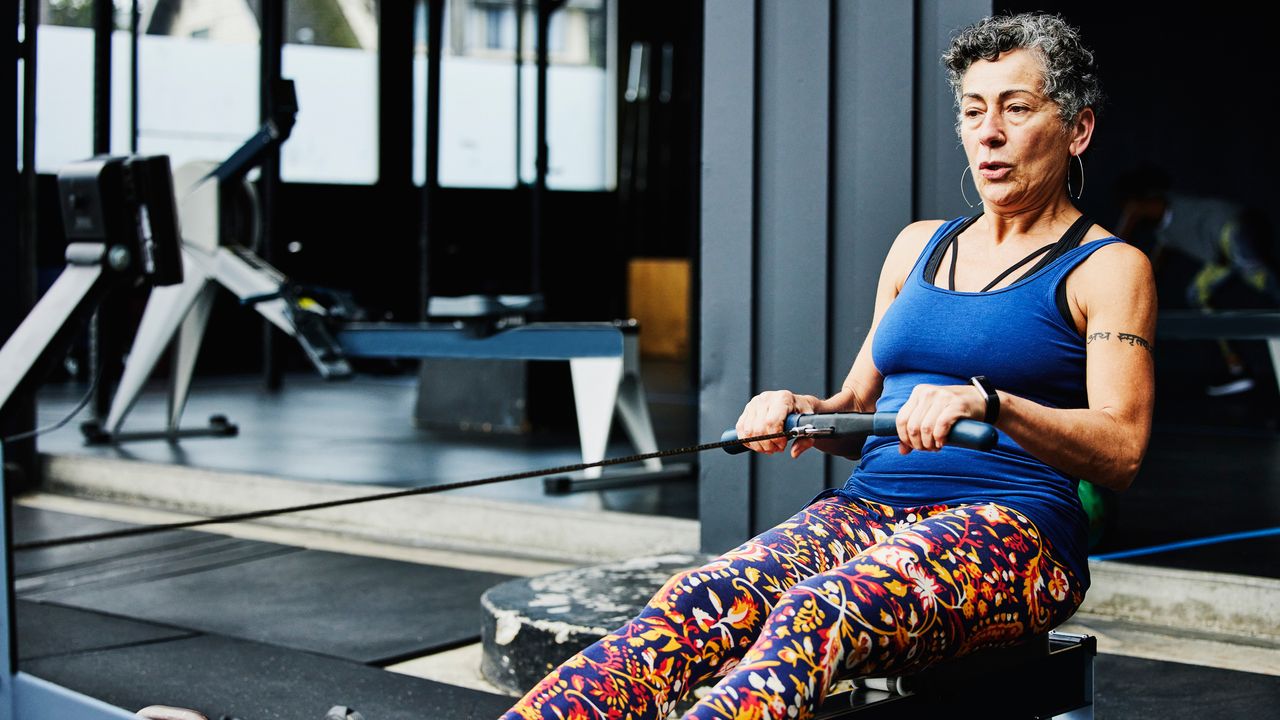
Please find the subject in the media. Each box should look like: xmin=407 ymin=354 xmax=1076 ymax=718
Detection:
xmin=168 ymin=283 xmax=217 ymax=431
xmin=569 ymin=357 xmax=624 ymax=479
xmin=102 ymin=264 xmax=213 ymax=434
xmin=616 ymin=335 xmax=662 ymax=471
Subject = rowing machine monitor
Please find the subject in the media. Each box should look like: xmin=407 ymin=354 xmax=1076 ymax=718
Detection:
xmin=58 ymin=155 xmax=184 ymax=287
xmin=1 ymin=155 xmax=183 ymax=417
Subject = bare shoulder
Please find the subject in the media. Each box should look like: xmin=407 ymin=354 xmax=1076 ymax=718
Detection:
xmin=1069 ymin=238 xmax=1156 ymax=327
xmin=1075 ymin=238 xmax=1154 ymax=284
xmin=882 ymin=220 xmax=947 ymax=289
xmin=1085 ymin=222 xmax=1117 ymax=243
xmin=893 ymin=219 xmax=948 ymax=253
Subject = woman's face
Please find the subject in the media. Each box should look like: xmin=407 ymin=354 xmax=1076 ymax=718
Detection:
xmin=959 ymin=48 xmax=1087 ymax=212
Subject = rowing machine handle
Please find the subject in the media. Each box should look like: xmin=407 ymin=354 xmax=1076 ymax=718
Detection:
xmin=720 ymin=411 xmax=998 ymax=454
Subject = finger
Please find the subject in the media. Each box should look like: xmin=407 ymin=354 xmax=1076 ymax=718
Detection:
xmin=901 ymin=398 xmax=928 ymax=451
xmin=896 ymin=395 xmax=917 ymax=449
xmin=765 ymin=393 xmax=792 ymax=429
xmin=751 ymin=403 xmax=778 ymax=453
xmin=737 ymin=403 xmax=768 ymax=454
xmin=931 ymin=410 xmax=957 ymax=449
xmin=742 ymin=410 xmax=784 ymax=454
xmin=765 ymin=391 xmax=797 ymax=453
xmin=735 ymin=415 xmax=756 ymax=453
xmin=791 ymin=437 xmax=814 ymax=458
xmin=930 ymin=388 xmax=974 ymax=449
xmin=762 ymin=394 xmax=793 ymax=450
xmin=918 ymin=401 xmax=945 ymax=451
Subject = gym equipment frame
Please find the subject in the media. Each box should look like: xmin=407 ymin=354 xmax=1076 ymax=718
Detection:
xmin=0 ymin=155 xmax=184 ymax=720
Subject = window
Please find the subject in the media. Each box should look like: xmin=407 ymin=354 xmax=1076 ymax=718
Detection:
xmin=134 ymin=0 xmax=261 ymax=172
xmin=281 ymin=0 xmax=379 ymax=184
xmin=29 ymin=0 xmax=102 ymax=171
xmin=417 ymin=0 xmax=615 ymax=190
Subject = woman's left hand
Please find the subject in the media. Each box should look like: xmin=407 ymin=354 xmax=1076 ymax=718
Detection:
xmin=895 ymin=383 xmax=989 ymax=454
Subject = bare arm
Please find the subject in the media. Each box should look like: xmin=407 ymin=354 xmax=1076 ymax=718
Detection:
xmin=736 ymin=221 xmax=943 ymax=455
xmin=897 ymin=242 xmax=1156 ymax=491
xmin=997 ymin=243 xmax=1156 ymax=490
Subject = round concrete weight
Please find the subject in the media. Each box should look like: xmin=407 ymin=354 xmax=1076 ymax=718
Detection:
xmin=480 ymin=553 xmax=714 ymax=695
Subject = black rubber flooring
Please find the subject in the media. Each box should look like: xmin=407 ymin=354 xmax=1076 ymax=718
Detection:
xmin=13 ymin=506 xmax=521 ymax=718
xmin=14 ymin=507 xmax=301 ymax=600
xmin=13 ymin=507 xmax=513 ymax=664
xmin=11 ymin=503 xmax=222 ymax=578
xmin=22 ymin=630 xmax=515 ymax=720
xmin=41 ymin=548 xmax=513 ymax=664
xmin=16 ymin=600 xmax=194 ymax=662
xmin=20 ymin=604 xmax=1278 ymax=720
xmin=1095 ymin=654 xmax=1280 ymax=718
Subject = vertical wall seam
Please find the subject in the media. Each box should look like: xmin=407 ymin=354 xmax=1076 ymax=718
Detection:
xmin=911 ymin=0 xmax=921 ymax=221
xmin=747 ymin=0 xmax=763 ymax=533
xmin=824 ymin=0 xmax=839 ymax=486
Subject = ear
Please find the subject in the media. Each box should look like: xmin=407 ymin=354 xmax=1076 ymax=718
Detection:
xmin=1068 ymin=107 xmax=1095 ymax=156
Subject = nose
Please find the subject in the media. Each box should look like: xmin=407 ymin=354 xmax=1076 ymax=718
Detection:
xmin=977 ymin=111 xmax=1005 ymax=148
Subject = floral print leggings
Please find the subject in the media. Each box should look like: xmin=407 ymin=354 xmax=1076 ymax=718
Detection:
xmin=499 ymin=495 xmax=1084 ymax=720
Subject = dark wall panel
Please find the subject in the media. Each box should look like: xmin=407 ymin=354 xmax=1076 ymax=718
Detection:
xmin=699 ymin=0 xmax=991 ymax=551
xmin=698 ymin=0 xmax=756 ymax=547
xmin=752 ymin=0 xmax=832 ymax=530
xmin=826 ymin=0 xmax=917 ymax=490
xmin=916 ymin=0 xmax=992 ymax=221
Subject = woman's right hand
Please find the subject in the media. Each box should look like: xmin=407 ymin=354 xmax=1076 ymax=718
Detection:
xmin=735 ymin=390 xmax=821 ymax=457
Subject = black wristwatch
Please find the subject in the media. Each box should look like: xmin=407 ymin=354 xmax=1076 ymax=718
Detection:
xmin=970 ymin=375 xmax=1000 ymax=425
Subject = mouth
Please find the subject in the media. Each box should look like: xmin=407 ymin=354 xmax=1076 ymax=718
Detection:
xmin=978 ymin=162 xmax=1012 ymax=180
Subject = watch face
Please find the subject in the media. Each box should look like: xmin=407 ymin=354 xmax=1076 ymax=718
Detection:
xmin=970 ymin=376 xmax=997 ymax=423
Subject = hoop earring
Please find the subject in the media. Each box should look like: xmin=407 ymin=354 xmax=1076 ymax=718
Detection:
xmin=1067 ymin=154 xmax=1086 ymax=200
xmin=960 ymin=165 xmax=979 ymax=209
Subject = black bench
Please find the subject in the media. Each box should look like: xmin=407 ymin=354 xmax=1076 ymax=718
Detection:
xmin=818 ymin=631 xmax=1096 ymax=718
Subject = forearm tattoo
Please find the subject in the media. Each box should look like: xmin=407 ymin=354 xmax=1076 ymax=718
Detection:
xmin=1087 ymin=330 xmax=1153 ymax=353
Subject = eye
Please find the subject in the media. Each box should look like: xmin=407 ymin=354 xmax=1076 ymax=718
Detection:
xmin=1007 ymin=105 xmax=1030 ymax=115
xmin=963 ymin=108 xmax=983 ymax=119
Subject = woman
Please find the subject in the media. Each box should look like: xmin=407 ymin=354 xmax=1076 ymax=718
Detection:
xmin=502 ymin=12 xmax=1154 ymax=720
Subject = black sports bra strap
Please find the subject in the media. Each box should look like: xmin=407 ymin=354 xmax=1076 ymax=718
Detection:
xmin=1016 ymin=214 xmax=1093 ymax=280
xmin=928 ymin=214 xmax=1095 ymax=292
xmin=923 ymin=215 xmax=981 ymax=285
xmin=978 ymin=243 xmax=1056 ymax=292
xmin=948 ymin=232 xmax=960 ymax=291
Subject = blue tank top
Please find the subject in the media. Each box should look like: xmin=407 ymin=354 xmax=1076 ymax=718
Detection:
xmin=828 ymin=217 xmax=1121 ymax=587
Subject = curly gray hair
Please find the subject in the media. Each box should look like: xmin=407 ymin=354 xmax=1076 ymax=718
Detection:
xmin=942 ymin=13 xmax=1103 ymax=131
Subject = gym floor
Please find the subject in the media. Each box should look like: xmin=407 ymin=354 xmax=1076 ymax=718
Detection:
xmin=32 ymin=360 xmax=702 ymax=519
xmin=15 ymin=360 xmax=1280 ymax=718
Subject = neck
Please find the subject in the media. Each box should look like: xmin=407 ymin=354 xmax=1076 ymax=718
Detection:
xmin=980 ymin=195 xmax=1080 ymax=244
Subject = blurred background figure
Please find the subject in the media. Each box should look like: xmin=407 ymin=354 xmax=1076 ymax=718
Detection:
xmin=1117 ymin=166 xmax=1280 ymax=396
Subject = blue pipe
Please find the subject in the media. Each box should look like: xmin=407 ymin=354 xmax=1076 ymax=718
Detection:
xmin=1090 ymin=527 xmax=1280 ymax=561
